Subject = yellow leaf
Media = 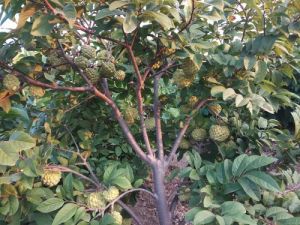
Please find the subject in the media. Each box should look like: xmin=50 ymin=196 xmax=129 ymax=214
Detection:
xmin=34 ymin=64 xmax=43 ymax=73
xmin=16 ymin=4 xmax=39 ymax=29
xmin=0 ymin=91 xmax=11 ymax=113
xmin=4 ymin=0 xmax=10 ymax=8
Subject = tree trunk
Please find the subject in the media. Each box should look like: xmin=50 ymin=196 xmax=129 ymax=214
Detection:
xmin=152 ymin=161 xmax=171 ymax=225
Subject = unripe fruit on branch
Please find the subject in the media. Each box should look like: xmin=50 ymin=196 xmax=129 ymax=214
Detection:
xmin=209 ymin=125 xmax=230 ymax=142
xmin=81 ymin=45 xmax=96 ymax=59
xmin=179 ymin=138 xmax=190 ymax=149
xmin=111 ymin=211 xmax=123 ymax=224
xmin=145 ymin=117 xmax=156 ymax=130
xmin=3 ymin=74 xmax=20 ymax=91
xmin=173 ymin=69 xmax=193 ymax=88
xmin=103 ymin=186 xmax=120 ymax=202
xmin=124 ymin=107 xmax=138 ymax=125
xmin=42 ymin=170 xmax=62 ymax=187
xmin=85 ymin=68 xmax=100 ymax=83
xmin=99 ymin=61 xmax=116 ymax=78
xmin=74 ymin=56 xmax=89 ymax=68
xmin=29 ymin=86 xmax=45 ymax=97
xmin=114 ymin=70 xmax=126 ymax=81
xmin=87 ymin=192 xmax=106 ymax=210
xmin=191 ymin=128 xmax=207 ymax=141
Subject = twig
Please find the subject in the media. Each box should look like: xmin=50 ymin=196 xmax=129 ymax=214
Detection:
xmin=154 ymin=74 xmax=164 ymax=160
xmin=117 ymin=200 xmax=143 ymax=225
xmin=45 ymin=165 xmax=99 ymax=187
xmin=127 ymin=46 xmax=154 ymax=158
xmin=178 ymin=0 xmax=195 ymax=33
xmin=56 ymin=40 xmax=94 ymax=87
xmin=0 ymin=61 xmax=89 ymax=92
xmin=166 ymin=99 xmax=213 ymax=167
xmin=64 ymin=95 xmax=96 ymax=113
xmin=94 ymin=188 xmax=156 ymax=219
xmin=93 ymin=88 xmax=152 ymax=165
xmin=64 ymin=125 xmax=102 ymax=188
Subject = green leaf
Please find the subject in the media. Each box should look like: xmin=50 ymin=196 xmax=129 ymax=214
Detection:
xmin=244 ymin=171 xmax=280 ymax=192
xmin=232 ymin=154 xmax=247 ymax=177
xmin=123 ymin=11 xmax=137 ymax=33
xmin=291 ymin=106 xmax=300 ymax=139
xmin=204 ymin=0 xmax=224 ymax=11
xmin=238 ymin=177 xmax=260 ymax=201
xmin=36 ymin=198 xmax=64 ymax=213
xmin=194 ymin=210 xmax=215 ymax=224
xmin=259 ymin=102 xmax=274 ymax=114
xmin=111 ymin=177 xmax=132 ymax=190
xmin=215 ymin=215 xmax=225 ymax=225
xmin=31 ymin=15 xmax=54 ymax=36
xmin=243 ymin=155 xmax=277 ymax=173
xmin=278 ymin=217 xmax=300 ymax=225
xmin=266 ymin=207 xmax=288 ymax=217
xmin=95 ymin=8 xmax=124 ymax=20
xmin=109 ymin=1 xmax=128 ymax=10
xmin=211 ymin=85 xmax=225 ymax=97
xmin=0 ymin=139 xmax=36 ymax=166
xmin=221 ymin=201 xmax=246 ymax=216
xmin=142 ymin=11 xmax=175 ymax=30
xmin=63 ymin=3 xmax=76 ymax=26
xmin=223 ymin=88 xmax=236 ymax=100
xmin=254 ymin=60 xmax=268 ymax=82
xmin=52 ymin=203 xmax=78 ymax=225
xmin=244 ymin=55 xmax=256 ymax=70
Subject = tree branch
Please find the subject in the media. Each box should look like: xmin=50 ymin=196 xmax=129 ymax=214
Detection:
xmin=45 ymin=165 xmax=99 ymax=187
xmin=44 ymin=0 xmax=125 ymax=46
xmin=0 ymin=61 xmax=90 ymax=92
xmin=166 ymin=99 xmax=212 ymax=168
xmin=127 ymin=46 xmax=154 ymax=158
xmin=92 ymin=87 xmax=153 ymax=165
xmin=56 ymin=40 xmax=94 ymax=87
xmin=154 ymin=75 xmax=164 ymax=160
xmin=178 ymin=0 xmax=195 ymax=33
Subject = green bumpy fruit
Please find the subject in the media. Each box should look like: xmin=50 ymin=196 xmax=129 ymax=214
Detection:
xmin=81 ymin=45 xmax=96 ymax=59
xmin=181 ymin=58 xmax=200 ymax=77
xmin=209 ymin=125 xmax=230 ymax=142
xmin=111 ymin=211 xmax=123 ymax=225
xmin=47 ymin=51 xmax=67 ymax=70
xmin=100 ymin=62 xmax=116 ymax=78
xmin=74 ymin=56 xmax=89 ymax=68
xmin=87 ymin=192 xmax=106 ymax=210
xmin=179 ymin=138 xmax=190 ymax=149
xmin=191 ymin=128 xmax=207 ymax=141
xmin=173 ymin=69 xmax=194 ymax=88
xmin=97 ymin=50 xmax=115 ymax=62
xmin=114 ymin=70 xmax=126 ymax=81
xmin=145 ymin=117 xmax=155 ymax=130
xmin=3 ymin=74 xmax=20 ymax=91
xmin=42 ymin=170 xmax=62 ymax=187
xmin=124 ymin=107 xmax=138 ymax=125
xmin=85 ymin=68 xmax=100 ymax=83
xmin=29 ymin=86 xmax=45 ymax=97
xmin=103 ymin=186 xmax=119 ymax=202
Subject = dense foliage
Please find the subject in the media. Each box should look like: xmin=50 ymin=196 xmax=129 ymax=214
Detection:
xmin=0 ymin=0 xmax=300 ymax=224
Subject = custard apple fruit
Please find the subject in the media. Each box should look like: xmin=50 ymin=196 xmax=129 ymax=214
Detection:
xmin=103 ymin=186 xmax=119 ymax=202
xmin=42 ymin=170 xmax=62 ymax=187
xmin=209 ymin=125 xmax=230 ymax=142
xmin=87 ymin=192 xmax=106 ymax=210
xmin=3 ymin=74 xmax=20 ymax=91
xmin=191 ymin=128 xmax=207 ymax=141
xmin=81 ymin=45 xmax=96 ymax=59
